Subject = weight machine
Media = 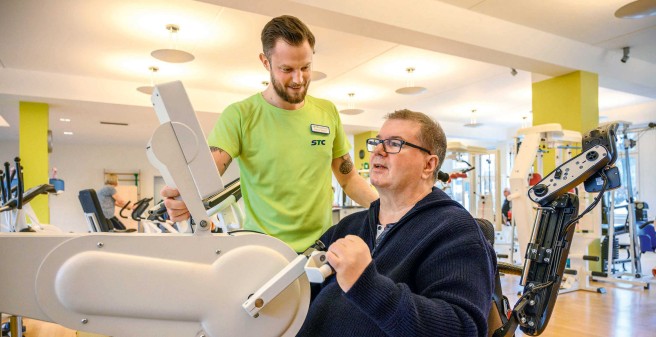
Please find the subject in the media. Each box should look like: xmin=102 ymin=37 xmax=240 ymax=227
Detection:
xmin=591 ymin=121 xmax=655 ymax=289
xmin=443 ymin=142 xmax=500 ymax=224
xmin=509 ymin=124 xmax=582 ymax=265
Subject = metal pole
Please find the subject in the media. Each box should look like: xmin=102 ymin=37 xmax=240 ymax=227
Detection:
xmin=622 ymin=134 xmax=642 ymax=275
xmin=607 ymin=191 xmax=615 ymax=275
xmin=9 ymin=315 xmax=23 ymax=337
xmin=520 ymin=208 xmax=544 ymax=286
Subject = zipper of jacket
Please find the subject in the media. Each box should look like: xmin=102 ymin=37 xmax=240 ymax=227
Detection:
xmin=367 ymin=205 xmax=377 ymax=251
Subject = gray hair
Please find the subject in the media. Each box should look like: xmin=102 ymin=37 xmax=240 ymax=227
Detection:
xmin=384 ymin=109 xmax=447 ymax=182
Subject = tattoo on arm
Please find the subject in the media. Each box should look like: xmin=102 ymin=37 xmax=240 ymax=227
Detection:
xmin=339 ymin=154 xmax=354 ymax=175
xmin=209 ymin=146 xmax=232 ymax=172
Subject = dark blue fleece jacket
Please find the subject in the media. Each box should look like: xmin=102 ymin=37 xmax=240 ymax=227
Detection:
xmin=297 ymin=187 xmax=496 ymax=337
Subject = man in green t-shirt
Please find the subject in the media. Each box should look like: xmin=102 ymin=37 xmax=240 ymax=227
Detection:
xmin=161 ymin=15 xmax=378 ymax=251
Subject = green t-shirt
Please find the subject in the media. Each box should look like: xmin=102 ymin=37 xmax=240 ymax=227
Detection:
xmin=208 ymin=93 xmax=350 ymax=251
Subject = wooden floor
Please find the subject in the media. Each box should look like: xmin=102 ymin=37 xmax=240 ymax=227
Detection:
xmin=3 ymin=266 xmax=655 ymax=337
xmin=0 ymin=317 xmax=76 ymax=337
xmin=501 ymin=274 xmax=656 ymax=337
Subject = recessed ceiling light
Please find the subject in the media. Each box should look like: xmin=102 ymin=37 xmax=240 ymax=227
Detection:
xmin=0 ymin=115 xmax=10 ymax=127
xmin=64 ymin=131 xmax=74 ymax=135
xmin=60 ymin=118 xmax=71 ymax=122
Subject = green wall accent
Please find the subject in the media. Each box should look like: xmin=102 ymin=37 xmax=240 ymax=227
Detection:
xmin=354 ymin=131 xmax=378 ymax=177
xmin=19 ymin=102 xmax=49 ymax=223
xmin=588 ymin=238 xmax=602 ymax=272
xmin=532 ymin=71 xmax=599 ymax=174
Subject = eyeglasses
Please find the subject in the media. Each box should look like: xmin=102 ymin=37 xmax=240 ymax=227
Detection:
xmin=366 ymin=138 xmax=432 ymax=155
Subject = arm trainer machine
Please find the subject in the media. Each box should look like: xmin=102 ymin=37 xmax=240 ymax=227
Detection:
xmin=494 ymin=122 xmax=621 ymax=336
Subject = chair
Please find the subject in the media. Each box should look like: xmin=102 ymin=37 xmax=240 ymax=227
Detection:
xmin=78 ymin=189 xmax=112 ymax=232
xmin=476 ymin=218 xmax=523 ymax=337
xmin=78 ymin=189 xmax=135 ymax=233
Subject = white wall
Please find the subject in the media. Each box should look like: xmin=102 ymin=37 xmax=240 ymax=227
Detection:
xmin=48 ymin=143 xmax=161 ymax=232
xmin=0 ymin=140 xmax=18 ymax=160
xmin=47 ymin=142 xmax=241 ymax=233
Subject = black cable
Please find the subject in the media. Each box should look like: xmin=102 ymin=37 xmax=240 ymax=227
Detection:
xmin=564 ymin=169 xmax=609 ymax=233
xmin=513 ymin=280 xmax=555 ymax=308
xmin=227 ymin=229 xmax=265 ymax=235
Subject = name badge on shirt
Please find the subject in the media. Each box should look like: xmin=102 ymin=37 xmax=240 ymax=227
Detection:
xmin=310 ymin=124 xmax=330 ymax=135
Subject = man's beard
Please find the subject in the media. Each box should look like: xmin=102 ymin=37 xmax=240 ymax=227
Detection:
xmin=271 ymin=75 xmax=310 ymax=104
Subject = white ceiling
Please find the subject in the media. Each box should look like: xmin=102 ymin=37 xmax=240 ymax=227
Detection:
xmin=0 ymin=0 xmax=655 ymax=149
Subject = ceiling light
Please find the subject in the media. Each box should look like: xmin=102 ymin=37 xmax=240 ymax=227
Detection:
xmin=137 ymin=66 xmax=159 ymax=95
xmin=59 ymin=118 xmax=71 ymax=122
xmin=340 ymin=93 xmax=364 ymax=115
xmin=63 ymin=131 xmax=74 ymax=135
xmin=395 ymin=67 xmax=426 ymax=95
xmin=0 ymin=115 xmax=9 ymax=127
xmin=463 ymin=109 xmax=483 ymax=128
xmin=615 ymin=0 xmax=656 ymax=19
xmin=311 ymin=71 xmax=327 ymax=81
xmin=151 ymin=24 xmax=195 ymax=63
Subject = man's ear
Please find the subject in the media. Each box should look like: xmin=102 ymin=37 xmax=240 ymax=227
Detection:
xmin=259 ymin=53 xmax=270 ymax=71
xmin=424 ymin=156 xmax=439 ymax=179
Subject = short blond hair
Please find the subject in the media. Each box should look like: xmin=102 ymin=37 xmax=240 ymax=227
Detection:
xmin=105 ymin=173 xmax=118 ymax=186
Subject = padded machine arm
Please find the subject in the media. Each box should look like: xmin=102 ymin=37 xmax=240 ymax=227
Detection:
xmin=495 ymin=123 xmax=620 ymax=336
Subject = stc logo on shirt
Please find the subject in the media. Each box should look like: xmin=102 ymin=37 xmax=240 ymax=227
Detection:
xmin=311 ymin=139 xmax=326 ymax=146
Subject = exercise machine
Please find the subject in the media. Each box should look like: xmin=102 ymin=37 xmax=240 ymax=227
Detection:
xmin=592 ymin=121 xmax=655 ymax=289
xmin=0 ymin=81 xmax=333 ymax=337
xmin=1 ymin=158 xmax=63 ymax=337
xmin=443 ymin=142 xmax=501 ymax=224
xmin=509 ymin=124 xmax=582 ymax=265
xmin=492 ymin=122 xmax=622 ymax=336
xmin=0 ymin=157 xmax=61 ymax=233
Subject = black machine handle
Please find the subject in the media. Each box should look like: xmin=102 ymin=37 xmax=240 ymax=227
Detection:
xmin=131 ymin=197 xmax=153 ymax=221
xmin=119 ymin=201 xmax=132 ymax=219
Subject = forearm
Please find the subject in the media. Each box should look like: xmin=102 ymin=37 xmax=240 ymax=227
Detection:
xmin=342 ymin=174 xmax=378 ymax=207
xmin=112 ymin=195 xmax=129 ymax=209
xmin=210 ymin=146 xmax=232 ymax=176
